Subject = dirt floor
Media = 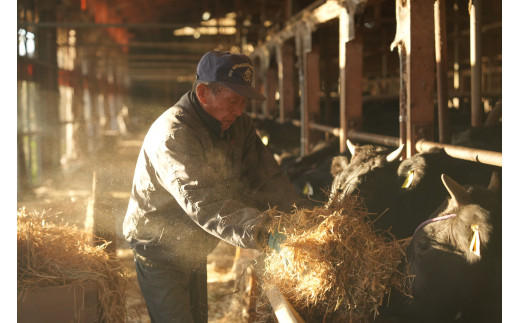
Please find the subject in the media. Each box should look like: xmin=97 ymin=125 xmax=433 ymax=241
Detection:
xmin=17 ymin=131 xmax=258 ymax=323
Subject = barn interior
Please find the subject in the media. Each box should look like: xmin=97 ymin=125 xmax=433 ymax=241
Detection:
xmin=16 ymin=0 xmax=506 ymax=322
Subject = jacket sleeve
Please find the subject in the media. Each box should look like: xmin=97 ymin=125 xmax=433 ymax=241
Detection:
xmin=146 ymin=124 xmax=270 ymax=251
xmin=239 ymin=117 xmax=310 ymax=212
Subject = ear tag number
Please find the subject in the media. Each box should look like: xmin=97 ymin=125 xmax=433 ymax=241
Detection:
xmin=469 ymin=224 xmax=481 ymax=257
xmin=402 ymin=170 xmax=414 ymax=188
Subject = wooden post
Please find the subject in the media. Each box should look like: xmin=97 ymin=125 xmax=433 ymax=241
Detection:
xmin=259 ymin=49 xmax=270 ymax=116
xmin=37 ymin=0 xmax=61 ymax=175
xmin=434 ymin=0 xmax=450 ymax=143
xmin=295 ymin=23 xmax=313 ymax=156
xmin=266 ymin=65 xmax=278 ymax=117
xmin=277 ymin=42 xmax=295 ymax=122
xmin=391 ymin=0 xmax=436 ymax=157
xmin=339 ymin=5 xmax=363 ymax=153
xmin=453 ymin=0 xmax=461 ymax=94
xmin=305 ymin=50 xmax=321 ymax=146
xmin=469 ymin=0 xmax=483 ymax=127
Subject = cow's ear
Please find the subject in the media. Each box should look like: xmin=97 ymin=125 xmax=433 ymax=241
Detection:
xmin=441 ymin=174 xmax=470 ymax=207
xmin=346 ymin=139 xmax=356 ymax=157
xmin=330 ymin=156 xmax=349 ymax=177
xmin=487 ymin=171 xmax=500 ymax=193
xmin=386 ymin=144 xmax=405 ymax=162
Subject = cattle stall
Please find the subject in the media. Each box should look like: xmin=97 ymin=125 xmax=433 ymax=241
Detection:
xmin=248 ymin=0 xmax=501 ymax=163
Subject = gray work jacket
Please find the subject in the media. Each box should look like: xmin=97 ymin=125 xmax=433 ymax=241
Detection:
xmin=123 ymin=91 xmax=302 ymax=270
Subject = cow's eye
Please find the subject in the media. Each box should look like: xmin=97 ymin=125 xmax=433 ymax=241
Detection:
xmin=416 ymin=238 xmax=430 ymax=253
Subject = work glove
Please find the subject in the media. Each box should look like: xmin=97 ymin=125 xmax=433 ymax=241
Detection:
xmin=268 ymin=230 xmax=286 ymax=253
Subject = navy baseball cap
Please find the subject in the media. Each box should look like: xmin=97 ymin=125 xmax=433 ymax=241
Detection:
xmin=196 ymin=51 xmax=266 ymax=101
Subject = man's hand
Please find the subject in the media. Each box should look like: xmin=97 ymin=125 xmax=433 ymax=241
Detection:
xmin=268 ymin=231 xmax=286 ymax=253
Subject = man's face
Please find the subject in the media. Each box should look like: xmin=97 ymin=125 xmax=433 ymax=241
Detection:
xmin=198 ymin=84 xmax=247 ymax=131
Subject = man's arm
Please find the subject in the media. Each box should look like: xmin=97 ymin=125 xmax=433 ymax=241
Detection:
xmin=147 ymin=125 xmax=270 ymax=251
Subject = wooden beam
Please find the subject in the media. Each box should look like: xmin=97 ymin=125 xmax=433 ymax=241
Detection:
xmin=391 ymin=0 xmax=436 ymax=157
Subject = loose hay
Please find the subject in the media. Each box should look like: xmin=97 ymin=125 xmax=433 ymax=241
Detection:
xmin=17 ymin=207 xmax=128 ymax=322
xmin=258 ymin=195 xmax=411 ymax=322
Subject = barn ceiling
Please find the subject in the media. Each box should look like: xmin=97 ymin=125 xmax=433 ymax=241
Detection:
xmin=18 ymin=0 xmax=320 ymax=83
xmin=17 ymin=0 xmax=502 ymax=102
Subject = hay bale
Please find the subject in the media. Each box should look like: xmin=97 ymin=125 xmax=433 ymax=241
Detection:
xmin=17 ymin=207 xmax=128 ymax=322
xmin=258 ymin=195 xmax=411 ymax=322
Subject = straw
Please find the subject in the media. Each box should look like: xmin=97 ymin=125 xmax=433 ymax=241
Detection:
xmin=17 ymin=207 xmax=128 ymax=322
xmin=257 ymin=195 xmax=411 ymax=322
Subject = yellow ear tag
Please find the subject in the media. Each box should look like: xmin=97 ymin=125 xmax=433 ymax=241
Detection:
xmin=302 ymin=182 xmax=313 ymax=196
xmin=261 ymin=135 xmax=269 ymax=146
xmin=402 ymin=170 xmax=414 ymax=188
xmin=469 ymin=224 xmax=480 ymax=257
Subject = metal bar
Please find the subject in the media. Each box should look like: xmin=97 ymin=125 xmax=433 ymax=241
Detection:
xmin=416 ymin=139 xmax=501 ymax=167
xmin=434 ymin=0 xmax=450 ymax=143
xmin=289 ymin=119 xmax=341 ymax=137
xmin=470 ymin=0 xmax=483 ymax=126
xmin=253 ymin=114 xmax=502 ymax=167
xmin=347 ymin=130 xmax=400 ymax=148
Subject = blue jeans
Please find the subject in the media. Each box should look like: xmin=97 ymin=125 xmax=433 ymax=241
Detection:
xmin=134 ymin=257 xmax=208 ymax=323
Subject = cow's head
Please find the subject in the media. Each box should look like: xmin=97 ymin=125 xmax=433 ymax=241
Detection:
xmin=410 ymin=172 xmax=500 ymax=263
xmin=407 ymin=172 xmax=501 ymax=321
xmin=327 ymin=140 xmax=404 ymax=212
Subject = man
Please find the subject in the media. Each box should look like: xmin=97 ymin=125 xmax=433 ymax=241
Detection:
xmin=123 ymin=50 xmax=309 ymax=322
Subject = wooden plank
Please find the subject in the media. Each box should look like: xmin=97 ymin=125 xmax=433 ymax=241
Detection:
xmin=265 ymin=285 xmax=305 ymax=323
xmin=18 ymin=284 xmax=98 ymax=323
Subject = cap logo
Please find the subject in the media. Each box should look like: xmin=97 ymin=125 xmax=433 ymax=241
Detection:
xmin=228 ymin=63 xmax=253 ymax=84
xmin=243 ymin=68 xmax=252 ymax=83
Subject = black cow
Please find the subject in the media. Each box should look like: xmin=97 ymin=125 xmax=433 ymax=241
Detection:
xmin=395 ymin=147 xmax=501 ymax=233
xmin=327 ymin=140 xmax=406 ymax=238
xmin=329 ymin=142 xmax=500 ymax=240
xmin=404 ymin=173 xmax=502 ymax=322
xmin=375 ymin=172 xmax=501 ymax=323
xmin=280 ymin=139 xmax=341 ymax=203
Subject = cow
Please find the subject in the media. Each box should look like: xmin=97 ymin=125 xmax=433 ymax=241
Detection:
xmin=327 ymin=140 xmax=407 ymax=238
xmin=404 ymin=172 xmax=502 ymax=322
xmin=329 ymin=141 xmax=500 ymax=240
xmin=375 ymin=172 xmax=501 ymax=323
xmin=280 ymin=139 xmax=342 ymax=203
xmin=395 ymin=147 xmax=501 ymax=233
